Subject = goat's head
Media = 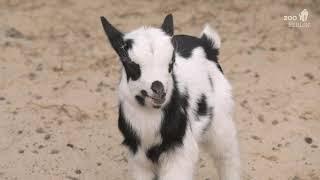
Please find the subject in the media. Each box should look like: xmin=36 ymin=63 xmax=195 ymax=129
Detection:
xmin=101 ymin=14 xmax=175 ymax=109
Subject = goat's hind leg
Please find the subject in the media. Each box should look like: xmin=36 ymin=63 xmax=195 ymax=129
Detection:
xmin=204 ymin=116 xmax=241 ymax=180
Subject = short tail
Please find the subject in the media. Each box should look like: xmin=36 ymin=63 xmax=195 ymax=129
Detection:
xmin=200 ymin=24 xmax=223 ymax=73
xmin=200 ymin=23 xmax=221 ymax=49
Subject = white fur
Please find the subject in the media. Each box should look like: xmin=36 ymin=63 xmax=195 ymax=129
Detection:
xmin=118 ymin=25 xmax=240 ymax=180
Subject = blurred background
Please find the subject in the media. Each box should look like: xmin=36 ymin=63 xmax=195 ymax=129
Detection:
xmin=0 ymin=0 xmax=319 ymax=179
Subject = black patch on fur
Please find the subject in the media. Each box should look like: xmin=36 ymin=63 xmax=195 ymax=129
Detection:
xmin=202 ymin=106 xmax=214 ymax=133
xmin=197 ymin=94 xmax=207 ymax=116
xmin=181 ymin=90 xmax=189 ymax=110
xmin=122 ymin=60 xmax=141 ymax=81
xmin=135 ymin=95 xmax=145 ymax=106
xmin=172 ymin=35 xmax=223 ymax=73
xmin=172 ymin=35 xmax=199 ymax=58
xmin=141 ymin=90 xmax=148 ymax=97
xmin=146 ymin=74 xmax=188 ymax=163
xmin=124 ymin=39 xmax=133 ymax=51
xmin=119 ymin=39 xmax=140 ymax=81
xmin=118 ymin=105 xmax=141 ymax=154
xmin=146 ymin=144 xmax=163 ymax=163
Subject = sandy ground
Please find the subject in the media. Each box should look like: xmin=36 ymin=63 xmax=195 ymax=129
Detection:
xmin=0 ymin=0 xmax=320 ymax=179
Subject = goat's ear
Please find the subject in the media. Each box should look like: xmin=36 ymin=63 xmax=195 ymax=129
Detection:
xmin=161 ymin=14 xmax=174 ymax=36
xmin=100 ymin=16 xmax=127 ymax=57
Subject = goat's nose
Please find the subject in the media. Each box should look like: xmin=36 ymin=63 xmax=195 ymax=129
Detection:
xmin=151 ymin=81 xmax=165 ymax=95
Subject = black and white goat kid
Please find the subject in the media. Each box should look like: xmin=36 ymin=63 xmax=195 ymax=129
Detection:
xmin=100 ymin=14 xmax=240 ymax=180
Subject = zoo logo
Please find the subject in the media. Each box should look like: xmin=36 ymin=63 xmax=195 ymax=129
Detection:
xmin=284 ymin=9 xmax=311 ymax=28
xmin=299 ymin=9 xmax=308 ymax=21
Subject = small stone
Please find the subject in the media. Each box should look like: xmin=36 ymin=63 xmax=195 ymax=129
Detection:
xmin=270 ymin=47 xmax=277 ymax=51
xmin=36 ymin=64 xmax=43 ymax=71
xmin=77 ymin=77 xmax=87 ymax=82
xmin=304 ymin=73 xmax=314 ymax=80
xmin=240 ymin=99 xmax=248 ymax=107
xmin=292 ymin=176 xmax=301 ymax=180
xmin=251 ymin=135 xmax=261 ymax=141
xmin=244 ymin=69 xmax=251 ymax=73
xmin=305 ymin=137 xmax=313 ymax=144
xmin=18 ymin=149 xmax=24 ymax=154
xmin=52 ymin=67 xmax=63 ymax=72
xmin=44 ymin=134 xmax=51 ymax=140
xmin=67 ymin=143 xmax=74 ymax=148
xmin=34 ymin=95 xmax=42 ymax=100
xmin=311 ymin=145 xmax=318 ymax=148
xmin=0 ymin=97 xmax=5 ymax=101
xmin=36 ymin=127 xmax=45 ymax=134
xmin=272 ymin=120 xmax=279 ymax=125
xmin=258 ymin=114 xmax=265 ymax=123
xmin=6 ymin=28 xmax=24 ymax=38
xmin=28 ymin=72 xmax=37 ymax=80
xmin=50 ymin=149 xmax=59 ymax=154
xmin=75 ymin=169 xmax=81 ymax=174
xmin=66 ymin=176 xmax=79 ymax=180
xmin=262 ymin=155 xmax=278 ymax=161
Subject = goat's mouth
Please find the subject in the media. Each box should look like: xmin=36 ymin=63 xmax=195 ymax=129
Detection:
xmin=140 ymin=90 xmax=166 ymax=108
xmin=151 ymin=96 xmax=165 ymax=104
xmin=150 ymin=94 xmax=166 ymax=108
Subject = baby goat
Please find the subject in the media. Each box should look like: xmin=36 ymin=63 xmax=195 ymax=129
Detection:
xmin=100 ymin=14 xmax=240 ymax=180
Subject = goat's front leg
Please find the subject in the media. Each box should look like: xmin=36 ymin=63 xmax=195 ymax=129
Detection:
xmin=129 ymin=150 xmax=155 ymax=180
xmin=158 ymin=132 xmax=199 ymax=180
